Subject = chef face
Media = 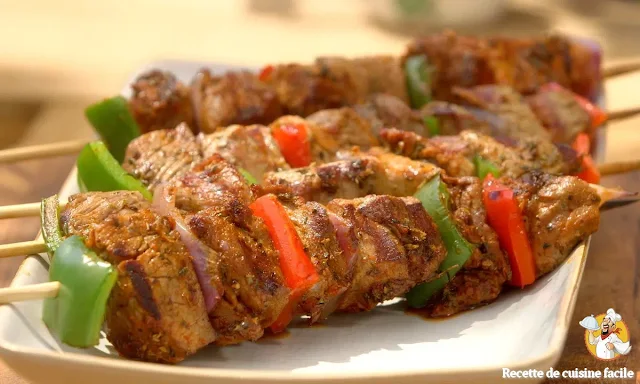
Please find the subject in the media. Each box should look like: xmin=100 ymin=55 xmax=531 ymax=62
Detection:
xmin=601 ymin=318 xmax=615 ymax=335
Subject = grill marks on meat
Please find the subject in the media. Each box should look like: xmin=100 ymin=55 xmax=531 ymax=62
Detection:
xmin=327 ymin=196 xmax=446 ymax=312
xmin=129 ymin=71 xmax=195 ymax=134
xmin=452 ymin=85 xmax=552 ymax=142
xmin=262 ymin=149 xmax=439 ymax=205
xmin=192 ymin=70 xmax=284 ymax=133
xmin=526 ymin=86 xmax=590 ymax=144
xmin=279 ymin=197 xmax=350 ymax=322
xmin=506 ymin=172 xmax=600 ymax=276
xmin=170 ymin=156 xmax=290 ymax=345
xmin=60 ymin=191 xmax=216 ymax=363
xmin=123 ymin=123 xmax=202 ymax=190
xmin=380 ymin=128 xmax=578 ymax=179
xmin=199 ymin=124 xmax=289 ymax=182
xmin=427 ymin=176 xmax=510 ymax=317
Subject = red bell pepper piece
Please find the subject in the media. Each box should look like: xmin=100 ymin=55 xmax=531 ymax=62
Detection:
xmin=482 ymin=175 xmax=537 ymax=288
xmin=541 ymin=82 xmax=607 ymax=130
xmin=271 ymin=121 xmax=313 ymax=168
xmin=249 ymin=194 xmax=318 ymax=331
xmin=259 ymin=65 xmax=274 ymax=82
xmin=572 ymin=133 xmax=601 ymax=184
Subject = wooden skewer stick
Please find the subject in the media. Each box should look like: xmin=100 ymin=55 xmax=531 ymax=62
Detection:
xmin=0 ymin=140 xmax=87 ymax=164
xmin=0 ymin=282 xmax=60 ymax=305
xmin=0 ymin=202 xmax=41 ymax=220
xmin=604 ymin=60 xmax=640 ymax=78
xmin=608 ymin=106 xmax=640 ymax=122
xmin=0 ymin=240 xmax=47 ymax=259
xmin=598 ymin=159 xmax=640 ymax=176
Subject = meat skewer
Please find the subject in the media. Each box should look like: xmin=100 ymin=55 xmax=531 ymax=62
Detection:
xmin=0 ymin=153 xmax=611 ymax=364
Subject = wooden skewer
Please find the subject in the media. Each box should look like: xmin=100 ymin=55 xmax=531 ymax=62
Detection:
xmin=608 ymin=106 xmax=640 ymax=122
xmin=0 ymin=282 xmax=60 ymax=305
xmin=598 ymin=159 xmax=640 ymax=176
xmin=0 ymin=202 xmax=41 ymax=220
xmin=0 ymin=240 xmax=47 ymax=258
xmin=0 ymin=140 xmax=87 ymax=164
xmin=604 ymin=60 xmax=640 ymax=79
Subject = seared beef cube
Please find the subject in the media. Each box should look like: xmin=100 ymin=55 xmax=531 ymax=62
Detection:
xmin=199 ymin=124 xmax=289 ymax=182
xmin=279 ymin=197 xmax=350 ymax=322
xmin=416 ymin=101 xmax=494 ymax=136
xmin=507 ymin=172 xmax=600 ymax=276
xmin=129 ymin=70 xmax=194 ymax=133
xmin=452 ymin=85 xmax=551 ymax=142
xmin=315 ymin=56 xmax=408 ymax=104
xmin=171 ymin=156 xmax=290 ymax=345
xmin=60 ymin=191 xmax=215 ymax=363
xmin=526 ymin=86 xmax=590 ymax=144
xmin=192 ymin=70 xmax=283 ymax=133
xmin=327 ymin=195 xmax=446 ymax=312
xmin=123 ymin=123 xmax=202 ymax=190
xmin=426 ymin=176 xmax=511 ymax=317
xmin=354 ymin=94 xmax=426 ymax=137
xmin=264 ymin=63 xmax=357 ymax=116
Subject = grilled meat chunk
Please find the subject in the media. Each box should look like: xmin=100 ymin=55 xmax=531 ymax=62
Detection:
xmin=199 ymin=124 xmax=289 ymax=182
xmin=315 ymin=56 xmax=408 ymax=104
xmin=60 ymin=191 xmax=216 ymax=364
xmin=506 ymin=172 xmax=601 ymax=276
xmin=452 ymin=85 xmax=552 ymax=142
xmin=129 ymin=70 xmax=194 ymax=134
xmin=170 ymin=156 xmax=290 ymax=345
xmin=327 ymin=195 xmax=446 ymax=312
xmin=192 ymin=70 xmax=283 ymax=133
xmin=262 ymin=149 xmax=439 ymax=205
xmin=278 ymin=196 xmax=350 ymax=322
xmin=380 ymin=128 xmax=580 ymax=178
xmin=526 ymin=85 xmax=590 ymax=144
xmin=426 ymin=176 xmax=511 ymax=317
xmin=123 ymin=123 xmax=202 ymax=190
xmin=264 ymin=63 xmax=357 ymax=116
xmin=354 ymin=94 xmax=427 ymax=137
xmin=416 ymin=101 xmax=493 ymax=137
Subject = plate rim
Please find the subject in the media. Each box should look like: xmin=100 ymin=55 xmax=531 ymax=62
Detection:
xmin=0 ymin=60 xmax=595 ymax=382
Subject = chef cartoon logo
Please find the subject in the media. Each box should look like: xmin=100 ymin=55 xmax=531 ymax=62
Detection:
xmin=579 ymin=308 xmax=632 ymax=360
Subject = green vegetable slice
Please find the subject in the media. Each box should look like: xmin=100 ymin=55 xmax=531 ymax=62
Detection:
xmin=85 ymin=96 xmax=141 ymax=163
xmin=405 ymin=55 xmax=432 ymax=109
xmin=41 ymin=195 xmax=63 ymax=259
xmin=474 ymin=155 xmax=502 ymax=180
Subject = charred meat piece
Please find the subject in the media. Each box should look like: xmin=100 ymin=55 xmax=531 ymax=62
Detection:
xmin=264 ymin=63 xmax=357 ymax=116
xmin=354 ymin=94 xmax=427 ymax=137
xmin=303 ymin=109 xmax=379 ymax=163
xmin=60 ymin=191 xmax=216 ymax=364
xmin=192 ymin=70 xmax=283 ymax=133
xmin=327 ymin=195 xmax=446 ymax=312
xmin=262 ymin=149 xmax=439 ymax=205
xmin=170 ymin=156 xmax=290 ymax=345
xmin=315 ymin=56 xmax=408 ymax=104
xmin=123 ymin=123 xmax=202 ymax=190
xmin=452 ymin=85 xmax=551 ymax=142
xmin=129 ymin=70 xmax=195 ymax=134
xmin=506 ymin=172 xmax=601 ymax=276
xmin=199 ymin=124 xmax=289 ymax=182
xmin=380 ymin=128 xmax=579 ymax=179
xmin=426 ymin=176 xmax=511 ymax=317
xmin=526 ymin=86 xmax=590 ymax=144
xmin=278 ymin=196 xmax=350 ymax=322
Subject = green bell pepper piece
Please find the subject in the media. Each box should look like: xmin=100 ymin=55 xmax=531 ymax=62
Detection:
xmin=423 ymin=115 xmax=440 ymax=136
xmin=85 ymin=96 xmax=141 ymax=163
xmin=42 ymin=235 xmax=117 ymax=348
xmin=405 ymin=55 xmax=432 ymax=109
xmin=474 ymin=155 xmax=501 ymax=180
xmin=406 ymin=174 xmax=475 ymax=308
xmin=41 ymin=195 xmax=63 ymax=259
xmin=239 ymin=168 xmax=258 ymax=185
xmin=77 ymin=141 xmax=152 ymax=200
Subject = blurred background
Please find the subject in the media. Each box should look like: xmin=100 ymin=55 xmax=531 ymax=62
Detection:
xmin=1 ymin=0 xmax=640 ymax=282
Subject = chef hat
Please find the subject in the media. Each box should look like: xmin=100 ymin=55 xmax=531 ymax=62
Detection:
xmin=605 ymin=308 xmax=622 ymax=324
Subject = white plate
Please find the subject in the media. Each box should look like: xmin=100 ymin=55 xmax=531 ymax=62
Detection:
xmin=0 ymin=62 xmax=593 ymax=384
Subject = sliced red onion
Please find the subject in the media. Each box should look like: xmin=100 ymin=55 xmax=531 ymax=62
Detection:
xmin=152 ymin=184 xmax=219 ymax=312
xmin=327 ymin=212 xmax=357 ymax=273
